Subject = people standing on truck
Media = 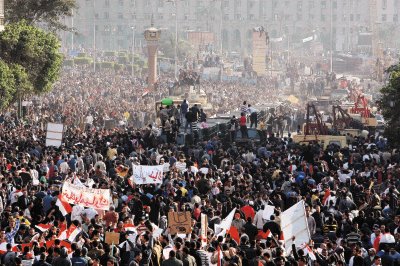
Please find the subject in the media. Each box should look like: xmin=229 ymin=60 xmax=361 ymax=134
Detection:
xmin=239 ymin=112 xmax=248 ymax=138
xmin=230 ymin=115 xmax=239 ymax=142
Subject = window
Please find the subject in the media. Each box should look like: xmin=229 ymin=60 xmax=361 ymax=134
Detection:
xmin=145 ymin=14 xmax=151 ymax=19
xmin=356 ymin=14 xmax=360 ymax=21
xmin=309 ymin=0 xmax=314 ymax=8
xmin=333 ymin=14 xmax=337 ymax=21
xmin=105 ymin=0 xmax=110 ymax=7
xmin=309 ymin=14 xmax=314 ymax=20
xmin=321 ymin=14 xmax=325 ymax=21
xmin=394 ymin=14 xmax=399 ymax=22
xmin=350 ymin=14 xmax=354 ymax=21
xmin=132 ymin=13 xmax=136 ymax=19
xmin=297 ymin=13 xmax=302 ymax=20
xmin=248 ymin=14 xmax=255 ymax=20
xmin=383 ymin=0 xmax=387 ymax=9
xmin=118 ymin=13 xmax=123 ymax=19
xmin=273 ymin=1 xmax=278 ymax=8
xmin=297 ymin=1 xmax=302 ymax=10
xmin=95 ymin=13 xmax=99 ymax=19
xmin=158 ymin=14 xmax=164 ymax=20
xmin=224 ymin=14 xmax=229 ymax=20
xmin=95 ymin=25 xmax=99 ymax=31
xmin=224 ymin=1 xmax=229 ymax=8
xmin=332 ymin=1 xmax=337 ymax=8
xmin=382 ymin=14 xmax=387 ymax=21
xmin=274 ymin=13 xmax=279 ymax=20
xmin=118 ymin=0 xmax=123 ymax=6
xmin=158 ymin=0 xmax=164 ymax=7
xmin=235 ymin=0 xmax=241 ymax=7
xmin=184 ymin=14 xmax=189 ymax=20
xmin=321 ymin=1 xmax=326 ymax=8
xmin=249 ymin=1 xmax=255 ymax=8
xmin=235 ymin=14 xmax=241 ymax=19
xmin=285 ymin=14 xmax=291 ymax=20
xmin=104 ymin=12 xmax=109 ymax=19
xmin=117 ymin=25 xmax=123 ymax=33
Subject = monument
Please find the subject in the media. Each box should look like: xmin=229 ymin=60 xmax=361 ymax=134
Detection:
xmin=144 ymin=17 xmax=161 ymax=90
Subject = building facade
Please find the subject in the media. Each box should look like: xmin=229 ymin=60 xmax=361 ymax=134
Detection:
xmin=69 ymin=0 xmax=400 ymax=54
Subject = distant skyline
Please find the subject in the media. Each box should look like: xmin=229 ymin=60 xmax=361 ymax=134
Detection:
xmin=63 ymin=0 xmax=400 ymax=54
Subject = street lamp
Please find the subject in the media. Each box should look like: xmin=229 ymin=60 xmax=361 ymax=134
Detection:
xmin=131 ymin=26 xmax=135 ymax=77
xmin=93 ymin=0 xmax=96 ymax=72
xmin=167 ymin=0 xmax=178 ymax=80
xmin=0 ymin=0 xmax=4 ymax=32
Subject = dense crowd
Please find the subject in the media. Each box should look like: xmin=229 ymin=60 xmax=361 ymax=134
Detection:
xmin=0 ymin=62 xmax=397 ymax=266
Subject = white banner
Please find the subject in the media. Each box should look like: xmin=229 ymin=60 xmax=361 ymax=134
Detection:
xmin=281 ymin=200 xmax=310 ymax=253
xmin=262 ymin=205 xmax=276 ymax=220
xmin=46 ymin=123 xmax=63 ymax=147
xmin=131 ymin=165 xmax=164 ymax=185
xmin=61 ymin=182 xmax=111 ymax=210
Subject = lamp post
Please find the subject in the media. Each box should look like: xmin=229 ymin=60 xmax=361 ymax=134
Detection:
xmin=144 ymin=18 xmax=161 ymax=90
xmin=93 ymin=0 xmax=96 ymax=72
xmin=167 ymin=0 xmax=178 ymax=80
xmin=131 ymin=26 xmax=135 ymax=77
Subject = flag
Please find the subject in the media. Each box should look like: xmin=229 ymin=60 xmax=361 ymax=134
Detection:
xmin=217 ymin=245 xmax=222 ymax=266
xmin=56 ymin=195 xmax=72 ymax=216
xmin=241 ymin=205 xmax=255 ymax=220
xmin=35 ymin=224 xmax=52 ymax=232
xmin=256 ymin=229 xmax=272 ymax=240
xmin=214 ymin=208 xmax=236 ymax=236
xmin=68 ymin=225 xmax=81 ymax=242
xmin=227 ymin=226 xmax=240 ymax=244
xmin=279 ymin=231 xmax=285 ymax=243
xmin=123 ymin=224 xmax=136 ymax=232
xmin=303 ymin=244 xmax=316 ymax=261
xmin=322 ymin=188 xmax=331 ymax=206
xmin=59 ymin=224 xmax=81 ymax=242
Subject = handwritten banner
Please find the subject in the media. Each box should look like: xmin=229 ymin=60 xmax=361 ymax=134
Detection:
xmin=131 ymin=165 xmax=164 ymax=185
xmin=61 ymin=182 xmax=111 ymax=210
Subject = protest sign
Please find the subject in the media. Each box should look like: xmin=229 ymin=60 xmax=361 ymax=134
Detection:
xmin=262 ymin=205 xmax=275 ymax=220
xmin=201 ymin=213 xmax=208 ymax=247
xmin=175 ymin=161 xmax=186 ymax=171
xmin=45 ymin=123 xmax=63 ymax=147
xmin=168 ymin=211 xmax=192 ymax=235
xmin=105 ymin=232 xmax=120 ymax=245
xmin=281 ymin=200 xmax=310 ymax=253
xmin=131 ymin=165 xmax=164 ymax=185
xmin=61 ymin=182 xmax=111 ymax=210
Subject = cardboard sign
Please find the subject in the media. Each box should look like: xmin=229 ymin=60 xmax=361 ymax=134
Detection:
xmin=168 ymin=211 xmax=192 ymax=235
xmin=105 ymin=231 xmax=120 ymax=245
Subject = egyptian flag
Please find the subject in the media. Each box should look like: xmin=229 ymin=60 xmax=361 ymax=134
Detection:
xmin=256 ymin=229 xmax=272 ymax=241
xmin=56 ymin=195 xmax=72 ymax=216
xmin=123 ymin=223 xmax=136 ymax=232
xmin=279 ymin=231 xmax=285 ymax=245
xmin=322 ymin=188 xmax=331 ymax=206
xmin=227 ymin=226 xmax=240 ymax=244
xmin=35 ymin=224 xmax=52 ymax=232
xmin=217 ymin=245 xmax=222 ymax=266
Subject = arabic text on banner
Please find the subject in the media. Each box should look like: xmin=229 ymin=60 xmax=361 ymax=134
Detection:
xmin=61 ymin=182 xmax=111 ymax=210
xmin=131 ymin=165 xmax=164 ymax=185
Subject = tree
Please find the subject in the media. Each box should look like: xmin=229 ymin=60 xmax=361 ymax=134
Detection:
xmin=5 ymin=0 xmax=77 ymax=31
xmin=380 ymin=62 xmax=400 ymax=147
xmin=0 ymin=21 xmax=63 ymax=109
xmin=0 ymin=60 xmax=16 ymax=110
